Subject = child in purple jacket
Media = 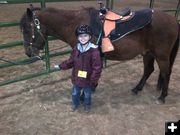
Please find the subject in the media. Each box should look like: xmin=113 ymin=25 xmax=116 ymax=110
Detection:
xmin=54 ymin=25 xmax=102 ymax=113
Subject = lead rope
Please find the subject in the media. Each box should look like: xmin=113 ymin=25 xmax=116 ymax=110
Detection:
xmin=96 ymin=29 xmax=107 ymax=68
xmin=0 ymin=56 xmax=43 ymax=65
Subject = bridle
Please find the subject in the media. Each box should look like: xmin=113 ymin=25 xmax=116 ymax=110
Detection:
xmin=30 ymin=8 xmax=46 ymax=44
xmin=23 ymin=5 xmax=47 ymax=57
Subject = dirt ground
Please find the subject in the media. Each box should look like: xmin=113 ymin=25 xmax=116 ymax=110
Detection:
xmin=0 ymin=0 xmax=180 ymax=135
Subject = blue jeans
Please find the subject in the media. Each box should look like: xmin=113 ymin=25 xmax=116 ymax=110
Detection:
xmin=71 ymin=85 xmax=92 ymax=107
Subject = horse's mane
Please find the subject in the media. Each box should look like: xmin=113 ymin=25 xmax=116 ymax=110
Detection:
xmin=86 ymin=7 xmax=102 ymax=37
xmin=43 ymin=7 xmax=101 ymax=37
xmin=43 ymin=7 xmax=98 ymax=15
xmin=45 ymin=6 xmax=96 ymax=12
xmin=43 ymin=7 xmax=61 ymax=13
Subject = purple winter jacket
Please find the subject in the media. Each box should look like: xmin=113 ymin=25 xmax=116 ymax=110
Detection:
xmin=59 ymin=43 xmax=102 ymax=87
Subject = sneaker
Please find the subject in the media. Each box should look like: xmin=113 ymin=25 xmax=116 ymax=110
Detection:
xmin=84 ymin=106 xmax=91 ymax=113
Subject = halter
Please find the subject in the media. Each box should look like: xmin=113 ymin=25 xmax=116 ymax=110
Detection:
xmin=24 ymin=5 xmax=46 ymax=57
xmin=30 ymin=9 xmax=46 ymax=45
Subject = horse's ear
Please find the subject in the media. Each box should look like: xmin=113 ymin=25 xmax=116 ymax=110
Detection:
xmin=26 ymin=8 xmax=33 ymax=19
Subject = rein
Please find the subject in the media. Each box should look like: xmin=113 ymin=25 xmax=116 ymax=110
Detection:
xmin=0 ymin=56 xmax=43 ymax=65
xmin=96 ymin=29 xmax=102 ymax=45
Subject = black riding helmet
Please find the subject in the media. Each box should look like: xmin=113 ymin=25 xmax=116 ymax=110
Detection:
xmin=75 ymin=24 xmax=92 ymax=36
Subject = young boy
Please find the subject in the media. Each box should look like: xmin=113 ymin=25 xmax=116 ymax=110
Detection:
xmin=54 ymin=24 xmax=102 ymax=113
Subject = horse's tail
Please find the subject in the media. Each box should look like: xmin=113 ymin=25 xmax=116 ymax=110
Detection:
xmin=170 ymin=23 xmax=180 ymax=69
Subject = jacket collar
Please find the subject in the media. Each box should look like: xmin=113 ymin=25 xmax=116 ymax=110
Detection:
xmin=77 ymin=42 xmax=98 ymax=53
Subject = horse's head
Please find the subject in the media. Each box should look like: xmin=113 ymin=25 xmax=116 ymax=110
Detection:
xmin=20 ymin=6 xmax=103 ymax=57
xmin=20 ymin=6 xmax=47 ymax=57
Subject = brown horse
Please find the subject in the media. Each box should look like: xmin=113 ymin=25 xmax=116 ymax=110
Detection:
xmin=20 ymin=6 xmax=179 ymax=104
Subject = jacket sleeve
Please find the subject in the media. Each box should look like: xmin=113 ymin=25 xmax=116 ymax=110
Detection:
xmin=90 ymin=49 xmax=103 ymax=86
xmin=59 ymin=48 xmax=75 ymax=70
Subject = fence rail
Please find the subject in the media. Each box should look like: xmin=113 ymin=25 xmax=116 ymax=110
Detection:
xmin=0 ymin=0 xmax=97 ymax=4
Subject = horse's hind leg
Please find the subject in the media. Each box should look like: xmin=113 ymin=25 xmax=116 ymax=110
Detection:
xmin=156 ymin=42 xmax=177 ymax=91
xmin=156 ymin=59 xmax=171 ymax=104
xmin=132 ymin=53 xmax=154 ymax=94
xmin=157 ymin=29 xmax=179 ymax=103
xmin=157 ymin=73 xmax=163 ymax=91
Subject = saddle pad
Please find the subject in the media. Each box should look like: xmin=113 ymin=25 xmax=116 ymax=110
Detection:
xmin=110 ymin=8 xmax=153 ymax=41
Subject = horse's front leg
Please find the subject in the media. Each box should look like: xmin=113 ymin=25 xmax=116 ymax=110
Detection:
xmin=132 ymin=53 xmax=155 ymax=94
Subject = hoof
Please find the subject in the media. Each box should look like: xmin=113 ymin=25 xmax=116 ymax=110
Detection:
xmin=131 ymin=88 xmax=139 ymax=95
xmin=155 ymin=97 xmax=165 ymax=104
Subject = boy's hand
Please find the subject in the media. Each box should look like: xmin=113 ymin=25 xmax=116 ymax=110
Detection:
xmin=53 ymin=64 xmax=61 ymax=70
xmin=92 ymin=83 xmax=98 ymax=93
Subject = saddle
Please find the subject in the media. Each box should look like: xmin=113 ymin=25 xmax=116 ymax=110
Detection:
xmin=101 ymin=8 xmax=153 ymax=53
